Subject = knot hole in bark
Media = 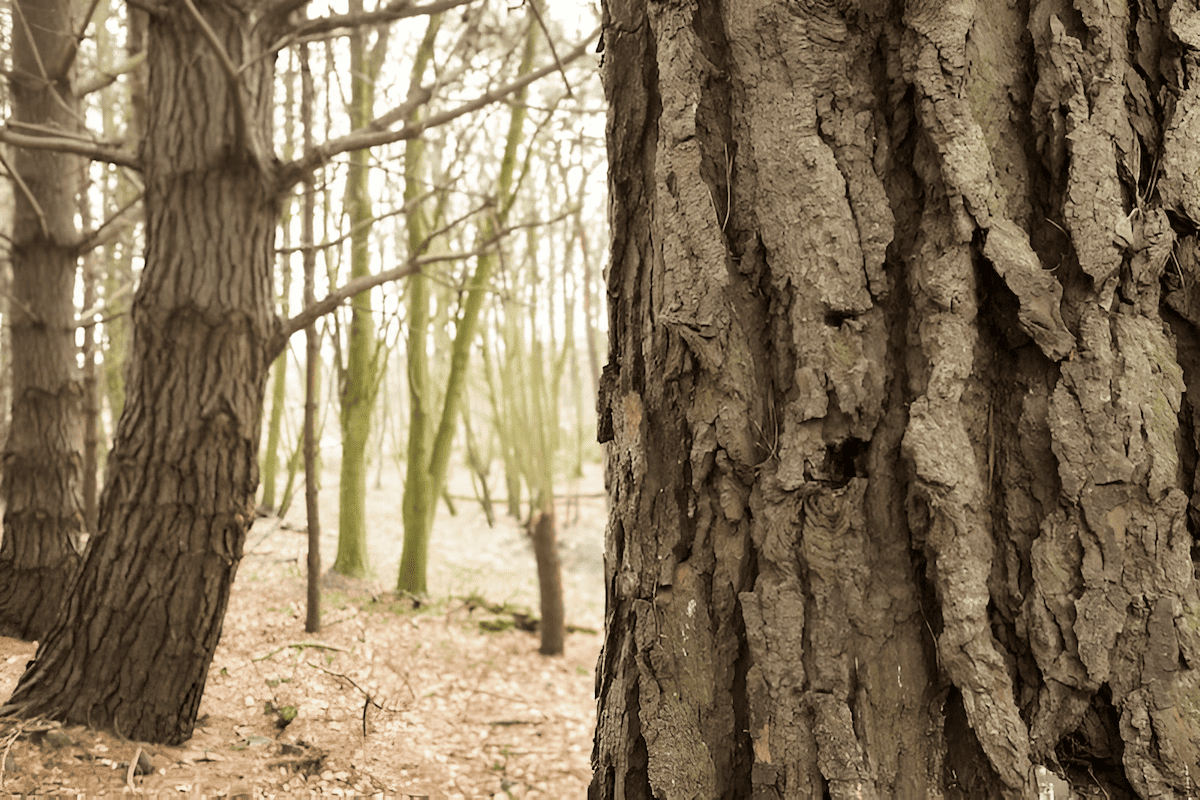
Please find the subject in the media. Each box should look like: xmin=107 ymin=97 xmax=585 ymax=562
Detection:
xmin=824 ymin=437 xmax=868 ymax=487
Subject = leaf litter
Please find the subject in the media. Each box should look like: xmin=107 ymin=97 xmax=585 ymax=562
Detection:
xmin=0 ymin=461 xmax=606 ymax=797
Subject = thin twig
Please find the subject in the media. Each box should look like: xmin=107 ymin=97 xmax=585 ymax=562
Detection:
xmin=306 ymin=660 xmax=380 ymax=704
xmin=125 ymin=745 xmax=142 ymax=790
xmin=254 ymin=0 xmax=472 ymax=71
xmin=75 ymin=191 xmax=143 ymax=255
xmin=0 ymin=725 xmax=17 ymax=790
xmin=76 ymin=282 xmax=133 ymax=328
xmin=252 ymin=641 xmax=347 ymax=662
xmin=12 ymin=1 xmax=49 ymax=85
xmin=0 ymin=288 xmax=43 ymax=326
xmin=65 ymin=0 xmax=104 ymax=77
xmin=525 ymin=0 xmax=574 ymax=99
xmin=275 ymin=188 xmax=435 ymax=255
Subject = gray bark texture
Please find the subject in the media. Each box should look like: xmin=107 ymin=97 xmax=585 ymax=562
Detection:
xmin=591 ymin=0 xmax=1200 ymax=797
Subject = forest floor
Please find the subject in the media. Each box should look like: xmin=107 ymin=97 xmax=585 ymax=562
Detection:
xmin=0 ymin=458 xmax=608 ymax=798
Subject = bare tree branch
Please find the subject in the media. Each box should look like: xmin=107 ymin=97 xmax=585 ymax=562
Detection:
xmin=272 ymin=249 xmax=466 ymax=358
xmin=0 ymin=285 xmax=43 ymax=326
xmin=61 ymin=0 xmax=103 ymax=78
xmin=0 ymin=126 xmax=140 ymax=168
xmin=75 ymin=50 xmax=146 ymax=98
xmin=256 ymin=0 xmax=472 ymax=68
xmin=526 ymin=0 xmax=574 ymax=99
xmin=75 ymin=282 xmax=133 ymax=329
xmin=269 ymin=211 xmax=573 ymax=357
xmin=289 ymin=0 xmax=470 ymax=41
xmin=75 ymin=191 xmax=144 ymax=256
xmin=275 ymin=188 xmax=437 ymax=255
xmin=12 ymin=2 xmax=50 ymax=84
xmin=277 ymin=26 xmax=600 ymax=193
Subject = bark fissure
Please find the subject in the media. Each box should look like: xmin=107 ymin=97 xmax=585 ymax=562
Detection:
xmin=596 ymin=0 xmax=1200 ymax=795
xmin=3 ymin=2 xmax=280 ymax=744
xmin=0 ymin=0 xmax=86 ymax=641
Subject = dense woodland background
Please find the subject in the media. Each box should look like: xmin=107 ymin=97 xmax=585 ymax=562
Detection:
xmin=0 ymin=0 xmax=607 ymax=760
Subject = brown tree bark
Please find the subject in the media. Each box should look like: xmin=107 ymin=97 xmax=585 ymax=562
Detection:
xmin=0 ymin=0 xmax=86 ymax=641
xmin=591 ymin=0 xmax=1200 ymax=797
xmin=531 ymin=506 xmax=565 ymax=656
xmin=1 ymin=2 xmax=279 ymax=743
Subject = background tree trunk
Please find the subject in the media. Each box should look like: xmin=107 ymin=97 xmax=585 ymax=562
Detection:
xmin=398 ymin=12 xmax=540 ymax=593
xmin=531 ymin=506 xmax=565 ymax=656
xmin=592 ymin=0 xmax=1200 ymax=797
xmin=333 ymin=2 xmax=388 ymax=579
xmin=0 ymin=0 xmax=85 ymax=641
xmin=3 ymin=2 xmax=279 ymax=744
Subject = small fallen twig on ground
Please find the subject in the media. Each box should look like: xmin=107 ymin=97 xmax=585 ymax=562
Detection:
xmin=306 ymin=660 xmax=404 ymax=736
xmin=252 ymin=641 xmax=347 ymax=662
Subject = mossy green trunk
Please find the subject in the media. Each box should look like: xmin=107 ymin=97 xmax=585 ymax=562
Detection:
xmin=397 ymin=16 xmax=540 ymax=593
xmin=397 ymin=15 xmax=446 ymax=594
xmin=334 ymin=5 xmax=388 ymax=578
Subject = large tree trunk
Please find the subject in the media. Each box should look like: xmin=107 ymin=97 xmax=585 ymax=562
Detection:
xmin=591 ymin=0 xmax=1200 ymax=797
xmin=2 ymin=2 xmax=278 ymax=744
xmin=0 ymin=0 xmax=85 ymax=641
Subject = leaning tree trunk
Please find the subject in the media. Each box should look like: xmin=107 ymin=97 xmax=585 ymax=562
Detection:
xmin=3 ymin=3 xmax=278 ymax=744
xmin=0 ymin=0 xmax=85 ymax=641
xmin=591 ymin=0 xmax=1200 ymax=797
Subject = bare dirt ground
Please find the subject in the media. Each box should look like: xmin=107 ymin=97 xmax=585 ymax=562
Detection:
xmin=0 ymin=458 xmax=607 ymax=798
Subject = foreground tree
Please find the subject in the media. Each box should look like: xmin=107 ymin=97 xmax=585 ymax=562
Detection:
xmin=2 ymin=1 xmax=285 ymax=743
xmin=591 ymin=0 xmax=1200 ymax=797
xmin=0 ymin=0 xmax=85 ymax=640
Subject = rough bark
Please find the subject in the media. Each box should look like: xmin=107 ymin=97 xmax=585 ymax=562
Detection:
xmin=2 ymin=2 xmax=279 ymax=744
xmin=0 ymin=0 xmax=85 ymax=641
xmin=592 ymin=0 xmax=1200 ymax=797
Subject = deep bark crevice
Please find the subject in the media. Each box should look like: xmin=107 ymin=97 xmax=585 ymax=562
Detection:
xmin=943 ymin=687 xmax=1006 ymax=799
xmin=1056 ymin=688 xmax=1135 ymax=799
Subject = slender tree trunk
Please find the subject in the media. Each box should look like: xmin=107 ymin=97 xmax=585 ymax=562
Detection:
xmin=80 ymin=183 xmax=99 ymax=536
xmin=398 ymin=13 xmax=541 ymax=593
xmin=398 ymin=14 xmax=446 ymax=594
xmin=334 ymin=3 xmax=388 ymax=579
xmin=261 ymin=52 xmax=297 ymax=515
xmin=531 ymin=506 xmax=564 ymax=656
xmin=3 ymin=3 xmax=279 ymax=744
xmin=301 ymin=43 xmax=321 ymax=635
xmin=0 ymin=0 xmax=85 ymax=641
xmin=592 ymin=0 xmax=1200 ymax=797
